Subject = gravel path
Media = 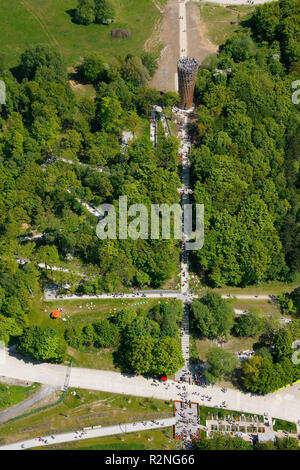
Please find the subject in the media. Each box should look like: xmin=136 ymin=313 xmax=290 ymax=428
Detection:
xmin=0 ymin=384 xmax=59 ymax=424
xmin=0 ymin=417 xmax=176 ymax=450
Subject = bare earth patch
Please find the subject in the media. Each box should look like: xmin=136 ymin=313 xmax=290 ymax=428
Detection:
xmin=67 ymin=66 xmax=96 ymax=100
xmin=186 ymin=2 xmax=218 ymax=63
xmin=150 ymin=0 xmax=218 ymax=92
xmin=150 ymin=0 xmax=180 ymax=92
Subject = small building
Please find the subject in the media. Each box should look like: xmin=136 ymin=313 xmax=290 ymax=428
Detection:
xmin=50 ymin=310 xmax=61 ymax=319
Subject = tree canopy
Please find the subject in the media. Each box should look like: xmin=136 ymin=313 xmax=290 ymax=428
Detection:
xmin=191 ymin=292 xmax=235 ymax=339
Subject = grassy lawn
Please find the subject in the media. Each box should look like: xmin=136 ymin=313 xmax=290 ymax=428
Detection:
xmin=0 ymin=389 xmax=174 ymax=446
xmin=0 ymin=383 xmax=41 ymax=412
xmin=28 ymin=297 xmax=181 ymax=371
xmin=230 ymin=299 xmax=281 ymax=316
xmin=214 ymin=280 xmax=299 ymax=296
xmin=67 ymin=345 xmax=118 ymax=371
xmin=199 ymin=3 xmax=253 ymax=45
xmin=273 ymin=418 xmax=297 ymax=433
xmin=0 ymin=0 xmax=163 ymax=69
xmin=29 ymin=297 xmax=166 ymax=328
xmin=37 ymin=428 xmax=181 ymax=450
xmin=192 ymin=335 xmax=258 ymax=363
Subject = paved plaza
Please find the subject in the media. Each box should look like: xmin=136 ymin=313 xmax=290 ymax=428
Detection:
xmin=174 ymin=400 xmax=200 ymax=442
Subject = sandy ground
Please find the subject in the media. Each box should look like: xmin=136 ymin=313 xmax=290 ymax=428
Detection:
xmin=150 ymin=0 xmax=217 ymax=92
xmin=150 ymin=0 xmax=180 ymax=92
xmin=186 ymin=2 xmax=218 ymax=62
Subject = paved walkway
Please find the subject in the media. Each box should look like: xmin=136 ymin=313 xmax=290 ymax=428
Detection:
xmin=1 ymin=351 xmax=300 ymax=424
xmin=150 ymin=106 xmax=158 ymax=147
xmin=44 ymin=288 xmax=183 ymax=301
xmin=0 ymin=417 xmax=176 ymax=450
xmin=174 ymin=106 xmax=193 ymax=387
xmin=66 ymin=189 xmax=104 ymax=219
xmin=43 ymin=282 xmax=281 ymax=301
xmin=175 ymin=400 xmax=200 ymax=443
xmin=42 ymin=155 xmax=108 ymax=175
xmin=198 ymin=0 xmax=276 ymax=4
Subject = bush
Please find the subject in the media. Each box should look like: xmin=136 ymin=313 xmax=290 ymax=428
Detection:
xmin=191 ymin=292 xmax=235 ymax=339
xmin=18 ymin=326 xmax=66 ymax=363
xmin=74 ymin=0 xmax=96 ymax=25
xmin=205 ymin=348 xmax=238 ymax=383
xmin=222 ymin=34 xmax=255 ymax=62
xmin=140 ymin=52 xmax=158 ymax=77
xmin=95 ymin=0 xmax=115 ymax=24
xmin=93 ymin=319 xmax=119 ymax=347
xmin=233 ymin=311 xmax=263 ymax=337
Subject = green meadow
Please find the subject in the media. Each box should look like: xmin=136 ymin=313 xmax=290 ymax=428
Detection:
xmin=0 ymin=0 xmax=164 ymax=68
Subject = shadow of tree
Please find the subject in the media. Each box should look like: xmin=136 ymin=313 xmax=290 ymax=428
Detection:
xmin=66 ymin=9 xmax=78 ymax=24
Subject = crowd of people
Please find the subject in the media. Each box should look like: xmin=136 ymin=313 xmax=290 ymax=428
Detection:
xmin=175 ymin=400 xmax=200 ymax=445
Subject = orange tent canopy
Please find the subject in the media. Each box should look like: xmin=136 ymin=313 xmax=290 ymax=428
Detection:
xmin=51 ymin=310 xmax=61 ymax=319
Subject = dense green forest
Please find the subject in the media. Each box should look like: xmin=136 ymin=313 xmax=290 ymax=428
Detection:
xmin=0 ymin=40 xmax=183 ymax=370
xmin=192 ymin=0 xmax=300 ymax=287
xmin=0 ymin=45 xmax=181 ymax=328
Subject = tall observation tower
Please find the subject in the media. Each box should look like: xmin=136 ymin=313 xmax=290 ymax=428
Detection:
xmin=177 ymin=57 xmax=199 ymax=110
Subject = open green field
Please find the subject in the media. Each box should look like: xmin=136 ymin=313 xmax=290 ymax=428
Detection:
xmin=0 ymin=383 xmax=40 ymax=412
xmin=191 ymin=334 xmax=258 ymax=364
xmin=199 ymin=3 xmax=253 ymax=45
xmin=230 ymin=299 xmax=281 ymax=316
xmin=214 ymin=280 xmax=299 ymax=296
xmin=0 ymin=0 xmax=164 ymax=69
xmin=30 ymin=296 xmax=165 ymax=328
xmin=0 ymin=388 xmax=173 ymax=446
xmin=189 ymin=274 xmax=299 ymax=297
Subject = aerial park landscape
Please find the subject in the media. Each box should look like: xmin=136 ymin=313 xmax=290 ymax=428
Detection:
xmin=0 ymin=0 xmax=299 ymax=454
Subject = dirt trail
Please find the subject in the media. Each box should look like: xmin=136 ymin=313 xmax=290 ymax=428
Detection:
xmin=150 ymin=0 xmax=217 ymax=92
xmin=20 ymin=0 xmax=61 ymax=50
